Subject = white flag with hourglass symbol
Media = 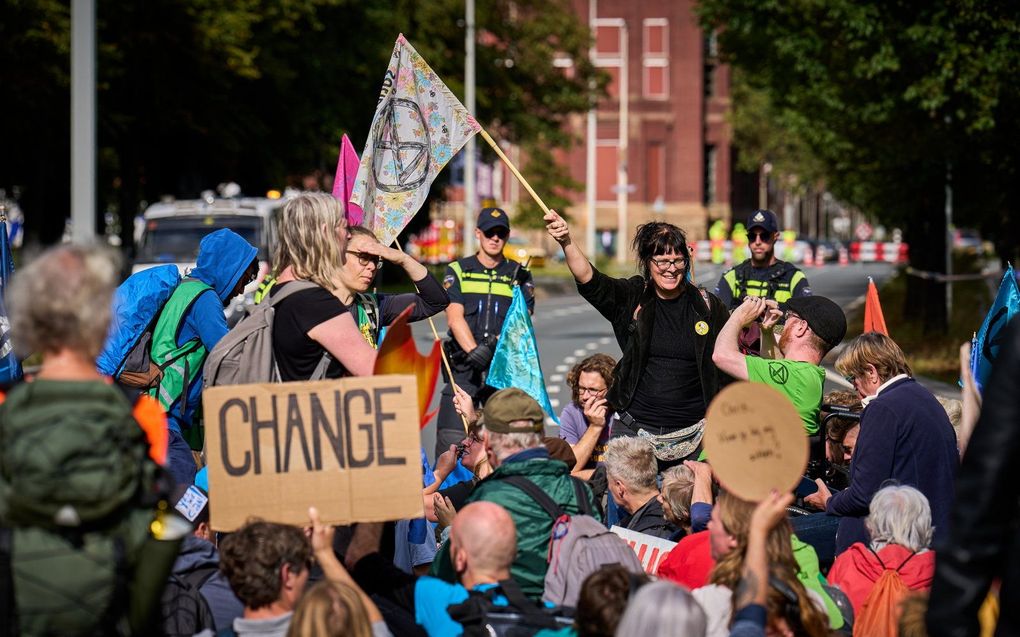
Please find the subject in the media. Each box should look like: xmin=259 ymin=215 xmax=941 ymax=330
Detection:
xmin=351 ymin=34 xmax=481 ymax=247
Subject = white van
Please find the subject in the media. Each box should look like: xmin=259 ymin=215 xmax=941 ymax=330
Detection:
xmin=134 ymin=196 xmax=288 ymax=323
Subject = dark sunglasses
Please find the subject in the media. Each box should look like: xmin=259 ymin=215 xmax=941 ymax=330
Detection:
xmin=483 ymin=227 xmax=509 ymax=240
xmin=347 ymin=251 xmax=382 ymax=268
xmin=749 ymin=230 xmax=774 ymax=243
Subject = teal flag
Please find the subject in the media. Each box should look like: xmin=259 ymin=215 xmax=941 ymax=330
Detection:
xmin=971 ymin=264 xmax=1020 ymax=393
xmin=486 ymin=285 xmax=558 ymax=424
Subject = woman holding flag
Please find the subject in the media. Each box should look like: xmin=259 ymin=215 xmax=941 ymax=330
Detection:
xmin=545 ymin=210 xmax=731 ymax=469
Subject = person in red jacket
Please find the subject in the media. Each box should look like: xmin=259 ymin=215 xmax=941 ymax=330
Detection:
xmin=827 ymin=484 xmax=936 ymax=614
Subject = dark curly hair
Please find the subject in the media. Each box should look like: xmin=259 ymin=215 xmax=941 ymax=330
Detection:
xmin=574 ymin=565 xmax=650 ymax=637
xmin=566 ymin=353 xmax=617 ymax=406
xmin=219 ymin=520 xmax=311 ymax=609
xmin=631 ymin=222 xmax=691 ymax=282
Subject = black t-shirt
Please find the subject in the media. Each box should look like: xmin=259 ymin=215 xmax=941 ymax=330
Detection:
xmin=626 ymin=294 xmax=706 ymax=428
xmin=271 ymin=282 xmax=350 ymax=381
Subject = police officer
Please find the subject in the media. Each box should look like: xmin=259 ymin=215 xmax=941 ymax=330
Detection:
xmin=436 ymin=207 xmax=534 ymax=457
xmin=713 ymin=209 xmax=810 ymax=310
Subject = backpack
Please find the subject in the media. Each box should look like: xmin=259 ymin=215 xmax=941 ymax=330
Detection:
xmin=0 ymin=380 xmax=170 ymax=636
xmin=852 ymin=549 xmax=918 ymax=637
xmin=97 ymin=266 xmax=209 ymax=390
xmin=447 ymin=577 xmax=573 ymax=637
xmin=160 ymin=564 xmax=218 ymax=637
xmin=204 ymin=281 xmax=331 ymax=386
xmin=499 ymin=475 xmax=644 ymax=608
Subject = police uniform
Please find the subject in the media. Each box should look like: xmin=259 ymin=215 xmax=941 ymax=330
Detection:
xmin=435 ymin=209 xmax=535 ymax=455
xmin=713 ymin=209 xmax=810 ymax=310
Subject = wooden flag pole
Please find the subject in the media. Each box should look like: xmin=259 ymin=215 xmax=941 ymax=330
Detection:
xmin=393 ymin=241 xmax=469 ymax=433
xmin=478 ymin=129 xmax=552 ymax=216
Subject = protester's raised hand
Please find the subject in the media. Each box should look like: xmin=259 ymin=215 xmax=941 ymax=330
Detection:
xmin=435 ymin=444 xmax=459 ymax=478
xmin=452 ymin=385 xmax=478 ymax=424
xmin=352 ymin=240 xmax=403 ymax=265
xmin=433 ymin=493 xmax=457 ymax=529
xmin=544 ymin=209 xmax=572 ymax=246
xmin=760 ymin=299 xmax=783 ymax=330
xmin=582 ymin=396 xmax=608 ymax=427
xmin=307 ymin=506 xmax=336 ymax=556
xmin=749 ymin=490 xmax=794 ymax=535
xmin=684 ymin=459 xmax=713 ymax=483
xmin=735 ymin=296 xmax=767 ymax=327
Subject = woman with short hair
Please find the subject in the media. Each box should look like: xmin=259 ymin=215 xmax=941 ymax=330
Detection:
xmin=559 ymin=353 xmax=616 ymax=478
xmin=827 ymin=485 xmax=936 ymax=615
xmin=805 ymin=332 xmax=959 ymax=556
xmin=545 ymin=210 xmax=730 ymax=467
xmin=614 ymin=580 xmax=707 ymax=637
xmin=269 ymin=192 xmax=377 ymax=380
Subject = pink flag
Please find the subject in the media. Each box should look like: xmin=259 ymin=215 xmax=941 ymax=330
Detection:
xmin=332 ymin=134 xmax=365 ymax=226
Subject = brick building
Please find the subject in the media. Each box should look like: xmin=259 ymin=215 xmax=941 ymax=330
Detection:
xmin=561 ymin=0 xmax=747 ymax=255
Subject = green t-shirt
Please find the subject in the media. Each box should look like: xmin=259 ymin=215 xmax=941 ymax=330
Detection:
xmin=745 ymin=356 xmax=825 ymax=435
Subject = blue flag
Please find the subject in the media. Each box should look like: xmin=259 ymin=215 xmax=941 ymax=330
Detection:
xmin=0 ymin=219 xmax=21 ymax=384
xmin=971 ymin=264 xmax=1020 ymax=393
xmin=486 ymin=285 xmax=559 ymax=424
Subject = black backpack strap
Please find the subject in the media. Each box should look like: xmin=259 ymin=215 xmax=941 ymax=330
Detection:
xmin=570 ymin=477 xmax=593 ymax=517
xmin=498 ymin=476 xmax=565 ymax=521
xmin=0 ymin=527 xmax=16 ymax=637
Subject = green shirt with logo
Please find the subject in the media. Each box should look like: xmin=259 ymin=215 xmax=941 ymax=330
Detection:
xmin=745 ymin=356 xmax=825 ymax=435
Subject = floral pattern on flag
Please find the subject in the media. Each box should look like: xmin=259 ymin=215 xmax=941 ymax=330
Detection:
xmin=351 ymin=34 xmax=481 ymax=247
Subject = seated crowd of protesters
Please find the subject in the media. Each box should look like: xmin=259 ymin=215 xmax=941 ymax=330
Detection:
xmin=0 ymin=196 xmax=996 ymax=637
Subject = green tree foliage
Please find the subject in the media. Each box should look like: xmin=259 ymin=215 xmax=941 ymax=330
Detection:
xmin=697 ymin=0 xmax=1020 ymax=332
xmin=0 ymin=0 xmax=601 ymax=243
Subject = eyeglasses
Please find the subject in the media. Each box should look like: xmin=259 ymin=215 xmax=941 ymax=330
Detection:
xmin=578 ymin=385 xmax=606 ymax=396
xmin=749 ymin=230 xmax=774 ymax=243
xmin=650 ymin=256 xmax=687 ymax=271
xmin=482 ymin=227 xmax=509 ymax=240
xmin=347 ymin=251 xmax=382 ymax=268
xmin=843 ymin=374 xmax=856 ymax=385
xmin=782 ymin=311 xmax=803 ymax=325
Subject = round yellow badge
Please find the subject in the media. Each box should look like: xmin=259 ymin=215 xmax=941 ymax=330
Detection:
xmin=695 ymin=320 xmax=709 ymax=336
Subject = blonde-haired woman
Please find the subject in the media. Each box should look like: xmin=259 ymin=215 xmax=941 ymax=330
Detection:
xmin=695 ymin=492 xmax=834 ymax=637
xmin=270 ymin=192 xmax=376 ymax=380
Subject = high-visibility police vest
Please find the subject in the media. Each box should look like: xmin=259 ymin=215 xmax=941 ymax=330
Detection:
xmin=147 ymin=279 xmax=212 ymax=416
xmin=353 ymin=292 xmax=381 ymax=348
xmin=447 ymin=258 xmax=518 ymax=341
xmin=722 ymin=261 xmax=806 ymax=306
xmin=253 ymin=275 xmax=276 ymax=304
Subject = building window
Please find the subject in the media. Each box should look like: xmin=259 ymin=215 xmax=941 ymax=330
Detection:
xmin=642 ymin=18 xmax=668 ymax=100
xmin=704 ymin=145 xmax=717 ymax=206
xmin=594 ymin=20 xmax=624 ymax=99
xmin=703 ymin=33 xmax=718 ymax=99
xmin=646 ymin=143 xmax=665 ymax=203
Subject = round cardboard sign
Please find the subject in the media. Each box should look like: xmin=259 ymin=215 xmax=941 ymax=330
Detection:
xmin=703 ymin=381 xmax=808 ymax=502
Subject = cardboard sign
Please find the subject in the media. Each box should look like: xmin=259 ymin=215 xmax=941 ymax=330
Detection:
xmin=611 ymin=526 xmax=677 ymax=575
xmin=703 ymin=381 xmax=808 ymax=502
xmin=203 ymin=375 xmax=424 ymax=531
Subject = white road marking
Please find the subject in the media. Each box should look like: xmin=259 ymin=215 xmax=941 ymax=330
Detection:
xmin=585 ymin=342 xmax=598 ymax=350
xmin=549 ymin=398 xmax=560 ymax=408
xmin=599 ymin=337 xmax=612 ymax=344
xmin=555 ymin=364 xmax=569 ymax=373
xmin=549 ymin=374 xmax=564 ymax=383
xmin=564 ymin=356 xmax=577 ymax=364
xmin=547 ymin=385 xmax=561 ymax=394
xmin=573 ymin=349 xmax=587 ymax=356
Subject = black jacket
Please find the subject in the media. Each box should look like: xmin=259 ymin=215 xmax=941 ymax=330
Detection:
xmin=927 ymin=316 xmax=1020 ymax=637
xmin=576 ymin=266 xmax=731 ymax=414
xmin=620 ymin=496 xmax=677 ymax=540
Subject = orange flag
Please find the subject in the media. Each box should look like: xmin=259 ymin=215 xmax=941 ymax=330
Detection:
xmin=864 ymin=277 xmax=889 ymax=336
xmin=372 ymin=306 xmax=442 ymax=429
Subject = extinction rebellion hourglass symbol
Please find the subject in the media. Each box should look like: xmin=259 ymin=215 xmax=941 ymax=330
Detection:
xmin=372 ymin=98 xmax=432 ymax=194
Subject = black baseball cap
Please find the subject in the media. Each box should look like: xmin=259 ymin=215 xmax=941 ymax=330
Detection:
xmin=786 ymin=295 xmax=847 ymax=348
xmin=747 ymin=209 xmax=779 ymax=234
xmin=477 ymin=207 xmax=510 ymax=232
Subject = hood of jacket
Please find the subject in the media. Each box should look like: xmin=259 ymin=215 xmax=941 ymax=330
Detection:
xmin=189 ymin=228 xmax=258 ymax=302
xmin=843 ymin=543 xmax=935 ymax=588
xmin=173 ymin=534 xmax=220 ymax=574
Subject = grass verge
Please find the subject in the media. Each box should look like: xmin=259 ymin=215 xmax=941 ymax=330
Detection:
xmin=844 ymin=254 xmax=995 ymax=383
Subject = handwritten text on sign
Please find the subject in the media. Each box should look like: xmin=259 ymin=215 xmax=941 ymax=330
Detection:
xmin=203 ymin=376 xmax=423 ymax=531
